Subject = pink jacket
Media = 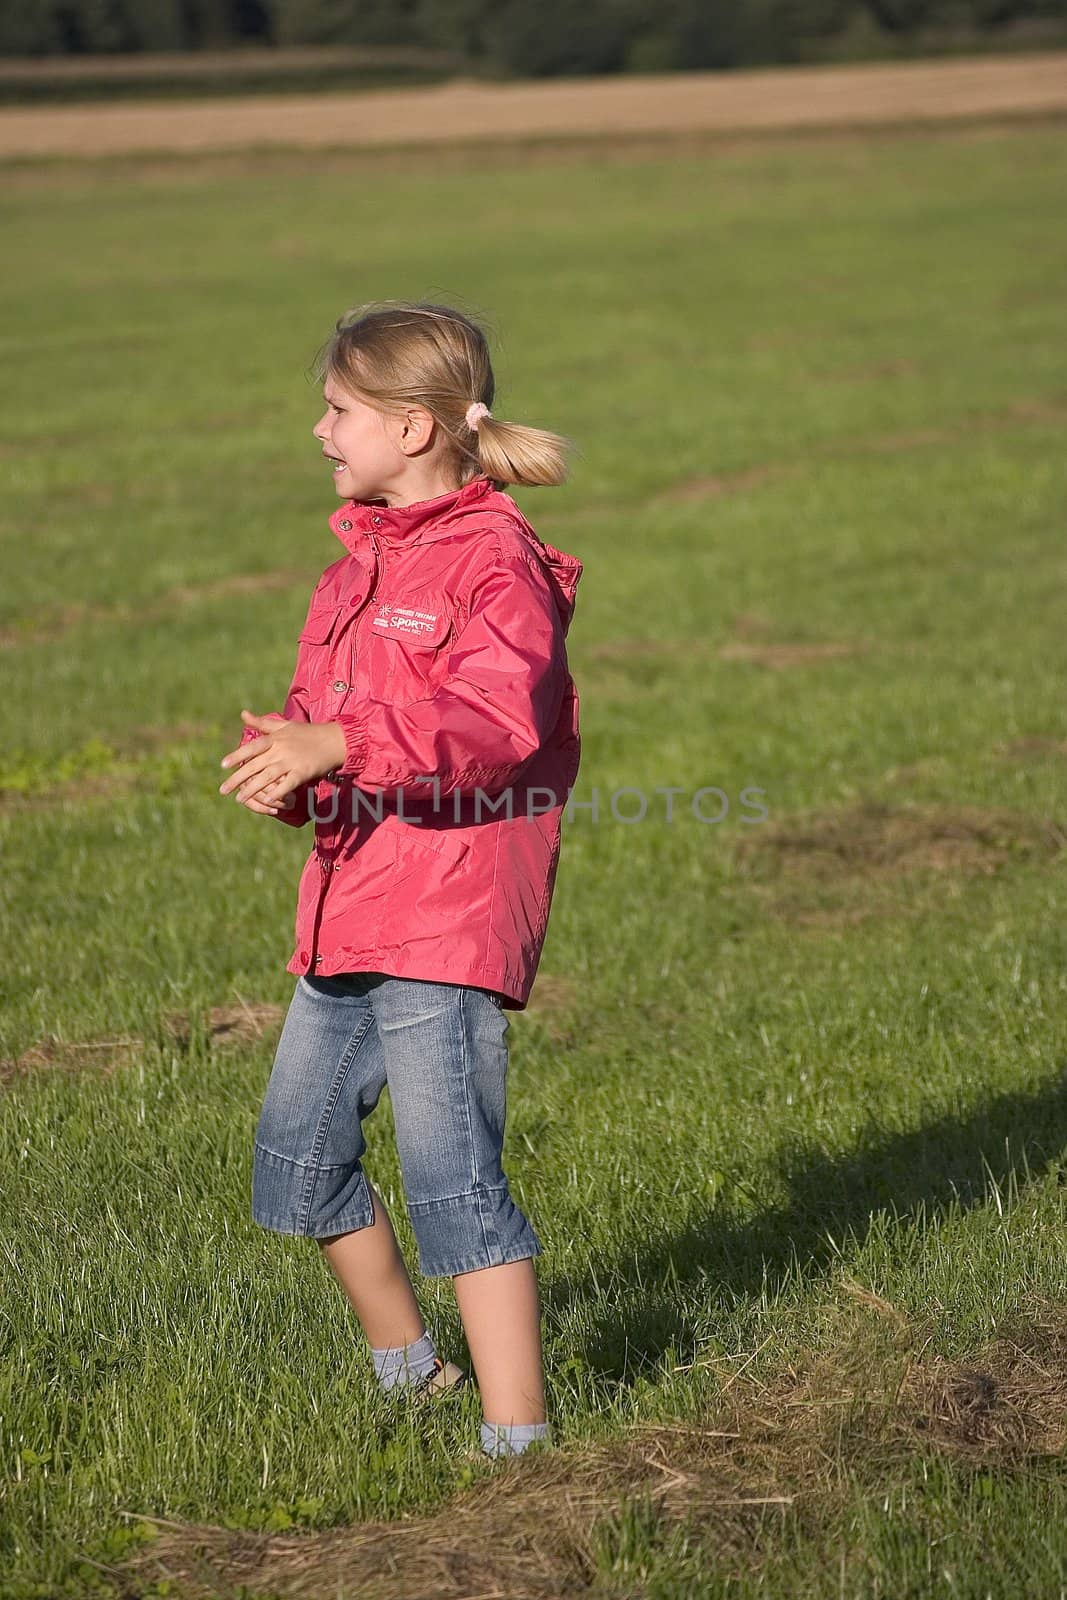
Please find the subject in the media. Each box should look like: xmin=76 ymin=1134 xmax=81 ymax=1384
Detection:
xmin=240 ymin=473 xmax=583 ymax=1009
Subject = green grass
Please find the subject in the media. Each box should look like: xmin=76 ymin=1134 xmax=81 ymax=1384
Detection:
xmin=2 ymin=121 xmax=1067 ymax=1598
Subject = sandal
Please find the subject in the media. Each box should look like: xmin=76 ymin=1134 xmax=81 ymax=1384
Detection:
xmin=408 ymin=1355 xmax=469 ymax=1403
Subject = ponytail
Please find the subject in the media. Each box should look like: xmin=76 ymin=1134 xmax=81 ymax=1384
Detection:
xmin=461 ymin=407 xmax=572 ymax=489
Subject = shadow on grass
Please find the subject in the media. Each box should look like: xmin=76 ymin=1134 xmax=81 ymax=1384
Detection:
xmin=565 ymin=1067 xmax=1067 ymax=1384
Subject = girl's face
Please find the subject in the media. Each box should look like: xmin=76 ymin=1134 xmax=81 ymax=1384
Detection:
xmin=312 ymin=377 xmax=400 ymax=503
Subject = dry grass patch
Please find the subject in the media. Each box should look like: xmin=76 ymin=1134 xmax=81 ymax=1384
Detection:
xmin=115 ymin=719 xmax=219 ymax=753
xmin=0 ymin=1032 xmax=143 ymax=1089
xmin=655 ymin=394 xmax=1067 ymax=514
xmin=717 ymin=610 xmax=870 ymax=670
xmin=878 ymin=756 xmax=954 ymax=788
xmin=586 ymin=636 xmax=679 ymax=662
xmin=830 ymin=395 xmax=1067 ymax=459
xmin=656 ymin=464 xmax=795 ymax=503
xmin=0 ymin=769 xmax=143 ymax=813
xmin=0 ymin=600 xmax=112 ymax=648
xmin=585 ymin=615 xmax=869 ymax=671
xmin=731 ymin=611 xmax=775 ymax=637
xmin=1 ymin=999 xmax=284 ymax=1088
xmin=0 ymin=721 xmax=221 ymax=811
xmin=74 ymin=482 xmax=118 ymax=507
xmin=996 ymin=735 xmax=1067 ymax=760
xmin=820 ymin=357 xmax=922 ymax=382
xmin=520 ymin=973 xmax=580 ymax=1044
xmin=163 ymin=568 xmax=310 ymax=606
xmin=731 ymin=800 xmax=1066 ymax=929
xmin=161 ymin=1000 xmax=285 ymax=1050
xmin=0 ymin=568 xmax=308 ymax=648
xmin=111 ymin=1301 xmax=1067 ymax=1600
xmin=735 ymin=800 xmax=1067 ymax=885
xmin=718 ymin=638 xmax=867 ymax=669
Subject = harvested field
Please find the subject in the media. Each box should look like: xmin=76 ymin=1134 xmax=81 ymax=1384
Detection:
xmin=0 ymin=53 xmax=1064 ymax=159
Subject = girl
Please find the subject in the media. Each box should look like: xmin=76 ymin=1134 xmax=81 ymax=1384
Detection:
xmin=218 ymin=300 xmax=582 ymax=1460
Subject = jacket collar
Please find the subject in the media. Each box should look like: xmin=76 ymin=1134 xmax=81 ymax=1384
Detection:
xmin=329 ymin=474 xmax=495 ymax=552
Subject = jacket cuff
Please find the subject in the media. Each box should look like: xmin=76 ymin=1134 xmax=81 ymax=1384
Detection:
xmin=239 ymin=713 xmax=286 ymax=747
xmin=274 ymin=790 xmax=312 ymax=827
xmin=332 ymin=714 xmax=367 ymax=779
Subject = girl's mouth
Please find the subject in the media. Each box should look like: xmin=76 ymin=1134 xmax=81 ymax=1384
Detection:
xmin=323 ymin=453 xmax=349 ymax=476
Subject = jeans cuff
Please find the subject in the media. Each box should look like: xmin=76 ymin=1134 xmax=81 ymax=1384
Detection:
xmin=407 ymin=1182 xmax=542 ymax=1277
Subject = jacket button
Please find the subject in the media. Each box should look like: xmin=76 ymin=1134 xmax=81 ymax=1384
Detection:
xmin=314 ymin=954 xmax=324 ymax=963
xmin=338 ymin=518 xmax=352 ymax=532
xmin=372 ymin=515 xmax=382 ymax=527
xmin=332 ymin=679 xmax=348 ymax=692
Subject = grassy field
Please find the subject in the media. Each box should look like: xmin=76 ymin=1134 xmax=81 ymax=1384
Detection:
xmin=2 ymin=120 xmax=1067 ymax=1598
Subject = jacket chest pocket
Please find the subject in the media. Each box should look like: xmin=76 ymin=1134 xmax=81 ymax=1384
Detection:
xmin=297 ymin=602 xmax=351 ymax=718
xmin=364 ymin=593 xmax=455 ymax=706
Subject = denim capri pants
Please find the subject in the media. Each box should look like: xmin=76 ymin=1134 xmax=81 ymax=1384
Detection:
xmin=251 ymin=971 xmax=543 ymax=1278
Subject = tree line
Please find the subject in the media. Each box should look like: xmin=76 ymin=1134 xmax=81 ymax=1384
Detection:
xmin=3 ymin=0 xmax=1065 ymax=70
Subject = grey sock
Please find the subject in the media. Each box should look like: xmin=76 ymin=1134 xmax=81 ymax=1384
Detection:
xmin=370 ymin=1329 xmax=438 ymax=1391
xmin=480 ymin=1418 xmax=551 ymax=1457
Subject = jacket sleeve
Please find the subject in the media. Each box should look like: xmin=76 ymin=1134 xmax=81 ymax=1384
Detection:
xmin=237 ymin=592 xmax=324 ymax=828
xmin=332 ymin=553 xmax=566 ymax=799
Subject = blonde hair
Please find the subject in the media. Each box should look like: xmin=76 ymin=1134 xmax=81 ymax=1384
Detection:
xmin=310 ymin=299 xmax=574 ymax=490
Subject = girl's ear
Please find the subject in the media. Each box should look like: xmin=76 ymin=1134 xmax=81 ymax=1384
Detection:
xmin=399 ymin=405 xmax=434 ymax=454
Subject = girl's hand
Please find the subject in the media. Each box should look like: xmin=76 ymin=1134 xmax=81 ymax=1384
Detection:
xmin=219 ymin=710 xmax=347 ymax=812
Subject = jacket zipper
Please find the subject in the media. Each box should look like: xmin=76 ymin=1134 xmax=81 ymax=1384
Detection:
xmin=336 ymin=532 xmax=382 ymax=714
xmin=368 ymin=533 xmax=382 ymax=604
xmin=352 ymin=531 xmax=382 ymax=693
xmin=322 ymin=531 xmax=382 ymax=803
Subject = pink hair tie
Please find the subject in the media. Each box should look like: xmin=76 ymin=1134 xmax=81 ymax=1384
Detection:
xmin=466 ymin=401 xmax=491 ymax=431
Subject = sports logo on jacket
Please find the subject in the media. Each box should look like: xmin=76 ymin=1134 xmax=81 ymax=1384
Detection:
xmin=372 ymin=602 xmax=443 ymax=640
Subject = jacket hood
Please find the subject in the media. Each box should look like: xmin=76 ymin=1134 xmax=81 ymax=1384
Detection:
xmin=491 ymin=494 xmax=583 ymax=637
xmin=329 ymin=473 xmax=583 ymax=634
